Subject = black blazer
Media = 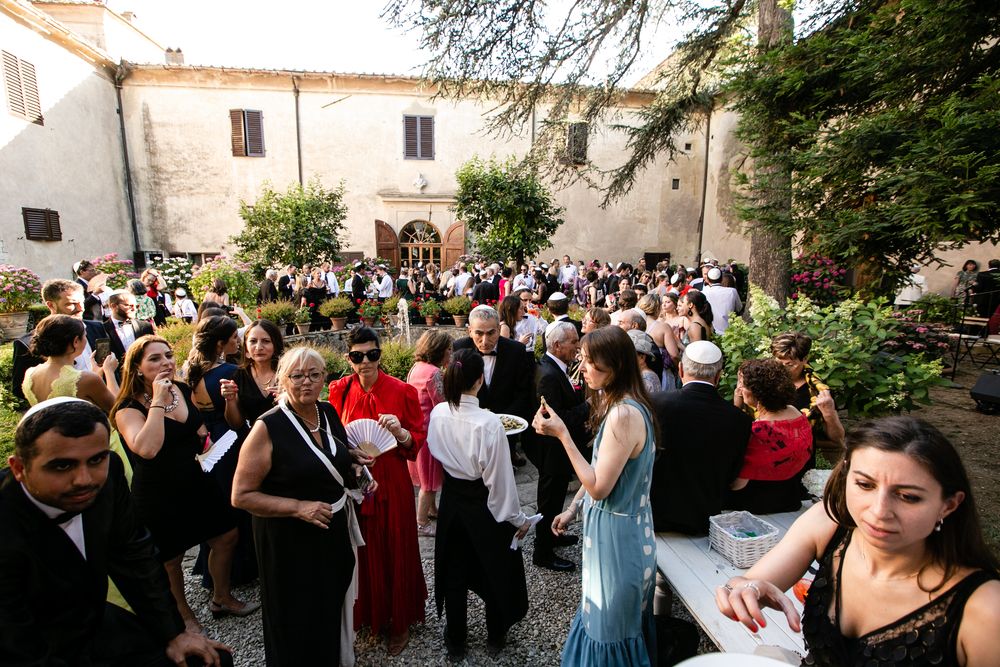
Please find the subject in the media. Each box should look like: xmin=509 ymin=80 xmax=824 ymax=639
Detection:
xmin=10 ymin=319 xmax=107 ymax=403
xmin=277 ymin=274 xmax=295 ymax=300
xmin=528 ymin=354 xmax=590 ymax=476
xmin=257 ymin=278 xmax=278 ymax=304
xmin=649 ymin=382 xmax=752 ymax=535
xmin=471 ymin=280 xmax=499 ymax=304
xmin=0 ymin=454 xmax=184 ymax=664
xmin=540 ymin=315 xmax=582 ymax=355
xmin=453 ymin=335 xmax=536 ymax=420
xmin=103 ymin=319 xmax=155 ymax=362
xmin=351 ymin=274 xmax=366 ymax=301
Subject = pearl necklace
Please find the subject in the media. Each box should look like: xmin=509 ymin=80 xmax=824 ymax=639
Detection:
xmin=295 ymin=403 xmax=322 ymax=433
xmin=143 ymin=387 xmax=179 ymax=413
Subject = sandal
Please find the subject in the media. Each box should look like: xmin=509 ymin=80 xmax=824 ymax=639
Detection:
xmin=209 ymin=599 xmax=261 ymax=619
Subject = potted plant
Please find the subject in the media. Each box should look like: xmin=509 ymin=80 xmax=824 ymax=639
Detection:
xmin=358 ymin=299 xmax=382 ymax=327
xmin=257 ymin=300 xmax=297 ymax=326
xmin=382 ymin=294 xmax=402 ymax=326
xmin=292 ymin=304 xmax=312 ymax=335
xmin=319 ymin=296 xmax=353 ymax=331
xmin=0 ymin=264 xmax=42 ymax=342
xmin=443 ymin=295 xmax=473 ymax=327
xmin=419 ymin=299 xmax=442 ymax=325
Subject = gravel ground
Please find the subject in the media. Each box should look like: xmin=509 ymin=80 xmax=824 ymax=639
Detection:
xmin=181 ymin=460 xmax=718 ymax=666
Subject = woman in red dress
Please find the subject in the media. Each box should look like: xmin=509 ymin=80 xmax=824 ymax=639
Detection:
xmin=328 ymin=327 xmax=427 ymax=655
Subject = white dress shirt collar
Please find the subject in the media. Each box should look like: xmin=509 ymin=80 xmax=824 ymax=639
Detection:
xmin=545 ymin=352 xmax=569 ymax=376
xmin=21 ymin=484 xmax=87 ymax=559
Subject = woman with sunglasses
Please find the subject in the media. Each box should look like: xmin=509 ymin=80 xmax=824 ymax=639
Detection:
xmin=327 ymin=327 xmax=428 ymax=655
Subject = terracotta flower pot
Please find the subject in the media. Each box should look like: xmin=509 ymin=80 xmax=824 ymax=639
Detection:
xmin=295 ymin=323 xmax=310 ymax=335
xmin=424 ymin=316 xmax=438 ymax=326
xmin=362 ymin=316 xmax=377 ymax=328
xmin=330 ymin=317 xmax=348 ymax=331
xmin=453 ymin=315 xmax=468 ymax=328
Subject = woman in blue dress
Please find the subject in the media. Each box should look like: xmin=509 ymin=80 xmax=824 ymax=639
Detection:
xmin=533 ymin=325 xmax=658 ymax=666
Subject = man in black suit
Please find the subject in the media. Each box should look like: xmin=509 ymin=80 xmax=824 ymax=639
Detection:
xmin=73 ymin=259 xmax=108 ymax=321
xmin=11 ymin=280 xmax=109 ymax=403
xmin=276 ymin=264 xmax=297 ymax=301
xmin=103 ymin=290 xmax=155 ymax=364
xmin=973 ymin=258 xmax=1000 ymax=317
xmin=527 ymin=321 xmax=589 ymax=572
xmin=0 ymin=398 xmax=231 ymax=666
xmin=648 ymin=340 xmax=751 ymax=615
xmin=471 ymin=270 xmax=499 ymax=304
xmin=257 ymin=268 xmax=279 ymax=305
xmin=453 ymin=305 xmax=536 ymax=467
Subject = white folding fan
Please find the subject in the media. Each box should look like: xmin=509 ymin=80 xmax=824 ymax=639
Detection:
xmin=345 ymin=418 xmax=397 ymax=460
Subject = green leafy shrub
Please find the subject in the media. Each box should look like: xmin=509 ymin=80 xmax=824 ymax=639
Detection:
xmin=298 ymin=344 xmax=351 ymax=379
xmin=319 ymin=296 xmax=354 ymax=319
xmin=257 ymin=300 xmax=297 ymax=325
xmin=908 ymin=293 xmax=961 ymax=326
xmin=382 ymin=295 xmax=401 ymax=315
xmin=379 ymin=340 xmax=415 ymax=380
xmin=156 ymin=321 xmax=196 ymax=369
xmin=188 ymin=255 xmax=257 ymax=307
xmin=418 ymin=300 xmax=442 ymax=317
xmin=442 ymin=296 xmax=472 ymax=315
xmin=719 ymin=285 xmax=946 ymax=417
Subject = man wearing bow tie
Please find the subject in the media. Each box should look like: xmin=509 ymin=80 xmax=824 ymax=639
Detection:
xmin=103 ymin=291 xmax=154 ymax=364
xmin=453 ymin=305 xmax=536 ymax=467
xmin=0 ymin=398 xmax=232 ymax=666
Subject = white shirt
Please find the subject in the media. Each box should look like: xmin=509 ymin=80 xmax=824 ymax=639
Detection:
xmin=895 ymin=274 xmax=927 ymax=306
xmin=112 ymin=317 xmax=136 ymax=350
xmin=172 ymin=297 xmax=197 ymax=320
xmin=452 ymin=271 xmax=472 ymax=296
xmin=376 ymin=274 xmax=393 ymax=298
xmin=702 ymin=283 xmax=742 ymax=333
xmin=325 ymin=271 xmax=340 ymax=296
xmin=22 ymin=484 xmax=86 ymax=559
xmin=74 ymin=338 xmax=93 ymax=371
xmin=427 ymin=396 xmax=528 ymax=527
xmin=515 ymin=314 xmax=546 ymax=350
xmin=482 ymin=348 xmax=498 ymax=386
xmin=511 ymin=273 xmax=535 ymax=291
xmin=558 ymin=263 xmax=578 ymax=285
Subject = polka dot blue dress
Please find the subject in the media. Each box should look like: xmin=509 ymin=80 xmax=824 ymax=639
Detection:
xmin=562 ymin=398 xmax=657 ymax=666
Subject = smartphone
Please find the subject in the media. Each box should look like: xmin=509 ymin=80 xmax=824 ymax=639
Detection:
xmin=358 ymin=465 xmax=375 ymax=495
xmin=95 ymin=338 xmax=111 ymax=365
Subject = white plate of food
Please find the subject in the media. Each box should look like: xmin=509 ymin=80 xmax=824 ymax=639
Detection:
xmin=496 ymin=413 xmax=529 ymax=435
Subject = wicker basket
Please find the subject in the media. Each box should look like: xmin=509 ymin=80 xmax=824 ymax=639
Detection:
xmin=709 ymin=511 xmax=780 ymax=568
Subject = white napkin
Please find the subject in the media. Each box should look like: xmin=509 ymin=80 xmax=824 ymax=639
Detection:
xmin=510 ymin=513 xmax=544 ymax=550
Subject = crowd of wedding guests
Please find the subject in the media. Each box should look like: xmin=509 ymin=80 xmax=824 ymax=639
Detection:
xmin=3 ymin=253 xmax=999 ymax=667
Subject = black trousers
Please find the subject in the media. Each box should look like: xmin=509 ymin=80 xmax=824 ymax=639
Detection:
xmin=533 ymin=471 xmax=571 ymax=559
xmin=441 ymin=521 xmax=508 ymax=646
xmin=94 ymin=603 xmax=234 ymax=667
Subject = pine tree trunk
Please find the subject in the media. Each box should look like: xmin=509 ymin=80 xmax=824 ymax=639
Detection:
xmin=748 ymin=0 xmax=794 ymax=307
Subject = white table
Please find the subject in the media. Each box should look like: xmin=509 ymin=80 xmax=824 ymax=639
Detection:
xmin=655 ymin=504 xmax=812 ymax=657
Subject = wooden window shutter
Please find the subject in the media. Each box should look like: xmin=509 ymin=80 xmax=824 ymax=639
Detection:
xmin=22 ymin=207 xmax=60 ymax=241
xmin=20 ymin=60 xmax=42 ymax=125
xmin=3 ymin=51 xmax=25 ymax=119
xmin=418 ymin=116 xmax=434 ymax=159
xmin=244 ymin=109 xmax=265 ymax=156
xmin=566 ymin=122 xmax=588 ymax=165
xmin=403 ymin=115 xmax=419 ymax=158
xmin=230 ymin=109 xmax=247 ymax=156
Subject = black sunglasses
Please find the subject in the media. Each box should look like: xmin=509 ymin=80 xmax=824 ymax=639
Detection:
xmin=348 ymin=349 xmax=382 ymax=363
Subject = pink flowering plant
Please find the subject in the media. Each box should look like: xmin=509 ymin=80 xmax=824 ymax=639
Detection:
xmin=0 ymin=265 xmax=42 ymax=312
xmin=91 ymin=253 xmax=137 ymax=290
xmin=885 ymin=309 xmax=952 ymax=360
xmin=790 ymin=253 xmax=849 ymax=306
xmin=188 ymin=255 xmax=257 ymax=306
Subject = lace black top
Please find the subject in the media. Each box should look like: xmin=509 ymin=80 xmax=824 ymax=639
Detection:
xmin=802 ymin=526 xmax=997 ymax=666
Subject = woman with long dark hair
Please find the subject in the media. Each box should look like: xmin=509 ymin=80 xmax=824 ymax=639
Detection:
xmin=679 ymin=289 xmax=713 ymax=344
xmin=717 ymin=416 xmax=1000 ymax=666
xmin=112 ymin=336 xmax=254 ymax=633
xmin=427 ymin=349 xmax=531 ymax=659
xmin=533 ymin=326 xmax=658 ymax=665
xmin=23 ymin=314 xmax=118 ymax=411
xmin=186 ymin=315 xmax=239 ymax=440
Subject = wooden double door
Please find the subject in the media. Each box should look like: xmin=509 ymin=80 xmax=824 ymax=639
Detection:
xmin=376 ymin=219 xmax=464 ymax=270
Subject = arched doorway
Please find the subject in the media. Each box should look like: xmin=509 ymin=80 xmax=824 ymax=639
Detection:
xmin=399 ymin=220 xmax=442 ymax=267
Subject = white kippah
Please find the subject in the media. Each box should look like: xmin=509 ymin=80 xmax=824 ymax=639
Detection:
xmin=548 ymin=291 xmax=568 ymax=301
xmin=707 ymin=267 xmax=722 ymax=281
xmin=684 ymin=340 xmax=722 ymax=365
xmin=19 ymin=396 xmax=91 ymax=425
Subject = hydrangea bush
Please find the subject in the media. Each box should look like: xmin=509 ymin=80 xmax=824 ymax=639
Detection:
xmin=91 ymin=253 xmax=137 ymax=290
xmin=719 ymin=285 xmax=945 ymax=417
xmin=789 ymin=253 xmax=849 ymax=306
xmin=188 ymin=255 xmax=257 ymax=306
xmin=152 ymin=257 xmax=194 ymax=291
xmin=0 ymin=265 xmax=42 ymax=312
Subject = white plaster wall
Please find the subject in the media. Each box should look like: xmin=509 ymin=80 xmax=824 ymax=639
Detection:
xmin=0 ymin=10 xmax=132 ymax=279
xmin=29 ymin=3 xmax=163 ymax=63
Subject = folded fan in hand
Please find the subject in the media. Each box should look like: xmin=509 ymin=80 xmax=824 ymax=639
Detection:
xmin=345 ymin=419 xmax=397 ymax=459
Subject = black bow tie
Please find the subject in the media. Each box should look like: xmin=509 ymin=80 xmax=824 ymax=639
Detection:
xmin=481 ymin=350 xmax=497 ymax=357
xmin=52 ymin=510 xmax=80 ymax=524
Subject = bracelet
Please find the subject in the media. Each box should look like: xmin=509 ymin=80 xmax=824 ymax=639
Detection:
xmin=149 ymin=405 xmax=166 ymax=410
xmin=396 ymin=429 xmax=412 ymax=445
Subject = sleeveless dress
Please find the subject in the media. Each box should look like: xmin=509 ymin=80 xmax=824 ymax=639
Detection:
xmin=406 ymin=361 xmax=446 ymax=492
xmin=562 ymin=398 xmax=658 ymax=666
xmin=121 ymin=383 xmax=235 ymax=561
xmin=680 ymin=321 xmax=711 ymax=346
xmin=22 ymin=364 xmax=81 ymax=405
xmin=802 ymin=526 xmax=998 ymax=666
xmin=254 ymin=403 xmax=356 ymax=667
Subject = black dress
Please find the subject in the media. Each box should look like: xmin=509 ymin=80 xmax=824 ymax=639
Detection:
xmin=303 ymin=285 xmax=331 ymax=331
xmin=802 ymin=526 xmax=998 ymax=665
xmin=234 ymin=367 xmax=279 ymax=430
xmin=254 ymin=402 xmax=356 ymax=667
xmin=122 ymin=383 xmax=236 ymax=562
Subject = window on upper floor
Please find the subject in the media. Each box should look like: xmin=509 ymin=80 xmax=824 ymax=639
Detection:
xmin=229 ymin=109 xmax=265 ymax=157
xmin=404 ymin=115 xmax=434 ymax=160
xmin=3 ymin=51 xmax=43 ymax=126
xmin=564 ymin=122 xmax=589 ymax=165
xmin=22 ymin=207 xmax=61 ymax=241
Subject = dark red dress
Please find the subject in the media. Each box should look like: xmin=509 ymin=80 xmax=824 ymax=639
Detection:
xmin=328 ymin=371 xmax=428 ymax=635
